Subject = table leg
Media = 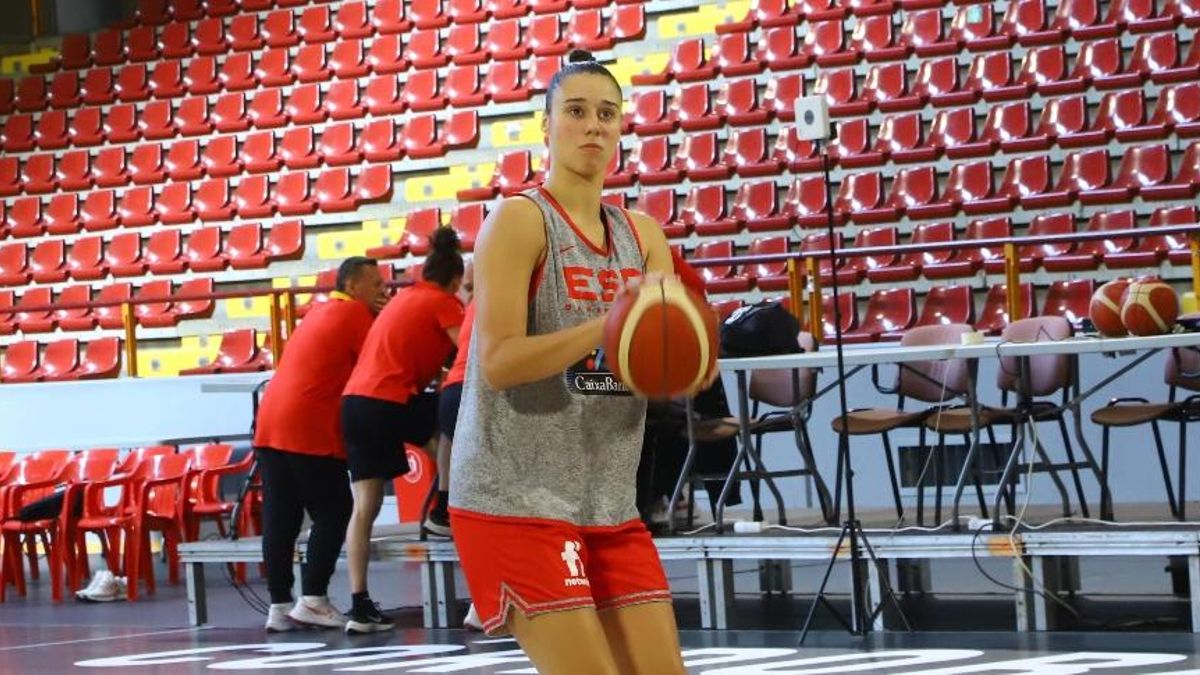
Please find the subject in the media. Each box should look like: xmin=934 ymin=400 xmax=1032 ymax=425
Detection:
xmin=186 ymin=562 xmax=207 ymax=627
xmin=951 ymin=364 xmax=982 ymax=529
xmin=715 ymin=371 xmax=753 ymax=534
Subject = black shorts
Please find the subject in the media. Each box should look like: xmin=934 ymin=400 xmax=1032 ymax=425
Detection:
xmin=341 ymin=393 xmax=438 ymax=482
xmin=438 ymin=382 xmax=464 ymax=439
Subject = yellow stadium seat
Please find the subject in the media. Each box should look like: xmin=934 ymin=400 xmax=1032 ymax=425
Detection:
xmin=490 ymin=113 xmax=544 ymax=148
xmin=403 ymin=172 xmax=465 ymax=203
xmin=224 ymin=295 xmax=272 ymax=320
xmin=608 ymin=53 xmax=670 ymax=87
xmin=316 ymin=230 xmax=370 ymax=260
xmin=657 ymin=1 xmax=749 ymax=38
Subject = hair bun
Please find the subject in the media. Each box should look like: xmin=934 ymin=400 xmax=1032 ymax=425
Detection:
xmin=566 ymin=49 xmax=596 ymax=64
xmin=429 ymin=227 xmax=461 ymax=254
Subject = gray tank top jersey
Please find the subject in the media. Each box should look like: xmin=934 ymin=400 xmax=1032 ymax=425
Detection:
xmin=449 ymin=187 xmax=648 ymax=526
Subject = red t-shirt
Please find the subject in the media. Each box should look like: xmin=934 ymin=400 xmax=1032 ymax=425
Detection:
xmin=443 ymin=301 xmax=475 ymax=388
xmin=343 ymin=281 xmax=465 ymax=404
xmin=253 ymin=293 xmax=374 ymax=459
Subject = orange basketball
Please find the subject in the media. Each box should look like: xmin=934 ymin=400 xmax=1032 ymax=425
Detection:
xmin=1089 ymin=279 xmax=1131 ymax=337
xmin=1122 ymin=281 xmax=1179 ymax=336
xmin=603 ymin=277 xmax=718 ymax=400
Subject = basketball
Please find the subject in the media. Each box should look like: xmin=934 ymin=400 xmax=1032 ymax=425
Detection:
xmin=603 ymin=276 xmax=718 ymax=399
xmin=1121 ymin=281 xmax=1180 ymax=336
xmin=1089 ymin=279 xmax=1131 ymax=337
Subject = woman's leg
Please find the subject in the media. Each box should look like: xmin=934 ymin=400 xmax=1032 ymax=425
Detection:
xmin=346 ymin=478 xmax=384 ymax=595
xmin=597 ymin=602 xmax=686 ymax=675
xmin=508 ymin=606 xmax=621 ymax=675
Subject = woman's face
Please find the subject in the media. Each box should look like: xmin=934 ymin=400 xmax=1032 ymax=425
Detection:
xmin=543 ymin=73 xmax=622 ymax=180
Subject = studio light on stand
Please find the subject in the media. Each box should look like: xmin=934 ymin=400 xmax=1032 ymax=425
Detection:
xmin=791 ymin=95 xmax=911 ymax=643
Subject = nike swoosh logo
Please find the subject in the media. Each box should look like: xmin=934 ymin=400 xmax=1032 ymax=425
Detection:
xmin=560 ymin=245 xmax=576 ymax=254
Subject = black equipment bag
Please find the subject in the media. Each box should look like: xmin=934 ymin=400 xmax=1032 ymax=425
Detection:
xmin=719 ymin=300 xmax=802 ymax=358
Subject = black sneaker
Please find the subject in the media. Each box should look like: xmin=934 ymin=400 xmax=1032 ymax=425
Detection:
xmin=423 ymin=507 xmax=452 ymax=538
xmin=345 ymin=598 xmax=395 ymax=634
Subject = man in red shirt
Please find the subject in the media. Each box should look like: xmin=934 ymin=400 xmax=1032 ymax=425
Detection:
xmin=253 ymin=256 xmax=385 ymax=633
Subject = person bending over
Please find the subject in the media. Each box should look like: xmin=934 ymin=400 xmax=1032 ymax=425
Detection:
xmin=340 ymin=230 xmax=465 ymax=634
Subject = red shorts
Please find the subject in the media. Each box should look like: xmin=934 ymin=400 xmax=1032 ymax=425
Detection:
xmin=449 ymin=508 xmax=673 ymax=635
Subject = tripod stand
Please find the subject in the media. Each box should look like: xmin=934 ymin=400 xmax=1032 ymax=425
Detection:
xmin=228 ymin=380 xmax=267 ymax=540
xmin=797 ymin=127 xmax=911 ymax=643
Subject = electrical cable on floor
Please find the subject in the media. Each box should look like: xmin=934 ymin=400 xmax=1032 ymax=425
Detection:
xmin=203 ymin=532 xmax=269 ymax=615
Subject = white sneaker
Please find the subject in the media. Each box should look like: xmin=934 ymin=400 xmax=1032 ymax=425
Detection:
xmin=289 ymin=596 xmax=348 ymax=629
xmin=463 ymin=603 xmax=483 ymax=631
xmin=75 ymin=570 xmax=110 ymax=601
xmin=266 ymin=603 xmax=298 ymax=633
xmin=79 ymin=571 xmax=124 ymax=602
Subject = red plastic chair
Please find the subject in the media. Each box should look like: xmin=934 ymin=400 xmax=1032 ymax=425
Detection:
xmin=76 ymin=453 xmax=192 ymax=600
xmin=0 ymin=451 xmax=72 ymax=601
xmin=182 ymin=446 xmax=251 ymax=541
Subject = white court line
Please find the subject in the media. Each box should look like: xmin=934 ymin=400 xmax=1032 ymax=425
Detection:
xmin=0 ymin=626 xmax=207 ymax=652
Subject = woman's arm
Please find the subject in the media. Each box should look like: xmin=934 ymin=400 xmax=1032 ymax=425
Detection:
xmin=627 ymin=210 xmax=676 ymax=278
xmin=475 ymin=197 xmax=606 ymax=390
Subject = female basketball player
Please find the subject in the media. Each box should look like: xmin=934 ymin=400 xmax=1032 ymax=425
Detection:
xmin=449 ymin=50 xmax=698 ymax=674
xmin=341 ymin=229 xmax=465 ymax=633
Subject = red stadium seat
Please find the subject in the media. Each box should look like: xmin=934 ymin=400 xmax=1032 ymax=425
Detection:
xmin=684 ymin=184 xmax=736 ymax=236
xmin=36 ymin=110 xmax=70 ymax=150
xmin=693 ymin=240 xmax=752 ymax=293
xmin=217 ymin=53 xmax=254 ymax=92
xmin=90 ymin=283 xmax=132 ymax=330
xmin=10 ymin=198 xmax=45 ymax=239
xmin=45 ymin=194 xmax=80 ymax=236
xmin=105 ymin=232 xmax=146 ymax=277
xmin=130 ymin=143 xmax=165 ymax=185
xmin=406 ymin=29 xmax=449 ymax=69
xmin=484 ymin=60 xmax=529 ymax=102
xmin=446 ymin=24 xmax=486 ymax=65
xmin=138 ymin=100 xmax=176 ymax=140
xmin=805 ymin=20 xmax=855 ymax=67
xmin=717 ymin=78 xmax=769 ymax=126
xmin=813 ymin=68 xmax=870 ymax=115
xmin=293 ymin=43 xmax=331 ymax=84
xmin=165 ymin=139 xmax=202 ymax=181
xmin=146 ymin=228 xmax=186 ymax=275
xmin=229 ymin=14 xmax=262 ymax=52
xmin=22 ymin=153 xmax=56 ymax=194
xmin=361 ymin=119 xmax=402 ymax=163
xmin=50 ymin=71 xmax=81 ymax=109
xmin=248 ymin=89 xmax=287 ymax=129
xmin=335 ymin=1 xmax=373 ymax=38
xmin=94 ymin=147 xmax=130 ymax=188
xmin=925 ymin=218 xmax=1006 ymax=279
xmin=81 ymin=68 xmax=115 ymax=105
xmin=183 ymin=57 xmax=219 ymax=96
xmin=134 ymin=279 xmax=178 ymax=328
xmin=632 ymin=136 xmax=681 ymax=185
xmin=372 ymin=0 xmax=412 ymax=34
xmin=355 ymin=165 xmax=394 ymax=204
xmin=636 ymin=188 xmax=682 ymax=238
xmin=29 ymin=240 xmax=66 ymax=284
xmin=450 ymin=204 xmax=485 ymax=251
xmin=331 ymin=40 xmax=369 ymax=79
xmin=159 ymin=21 xmax=193 ymax=59
xmin=864 ymin=62 xmax=917 ymax=112
xmin=633 ymin=38 xmax=715 ymax=85
xmin=715 ymin=33 xmax=763 ymax=76
xmin=0 ymin=244 xmax=30 ymax=286
xmin=276 ymin=172 xmax=317 ymax=216
xmin=226 ymin=223 xmax=266 ymax=269
xmin=180 ymin=329 xmax=266 ymax=375
xmin=894 ymin=165 xmax=953 ymax=219
xmin=92 ymin=30 xmax=125 ymax=67
xmin=281 ymin=127 xmax=319 ymax=170
xmin=320 ymin=122 xmax=361 ymax=166
xmin=402 ymin=69 xmax=446 ymax=111
xmin=975 ymin=283 xmax=1036 ymax=335
xmin=213 ymin=92 xmax=250 ymax=133
xmin=67 ymin=236 xmax=105 ymax=281
xmin=286 ymin=84 xmax=326 ymax=125
xmin=630 ymin=90 xmax=675 ymax=136
xmin=2 ymin=342 xmax=40 ymax=383
xmin=299 ymin=5 xmax=337 ymax=43
xmin=234 ymin=175 xmax=273 ymax=218
xmin=53 ymin=285 xmax=94 ymax=333
xmin=202 ymin=136 xmax=241 ymax=178
xmin=916 ymin=285 xmax=975 ymax=327
xmin=157 ymin=180 xmax=196 ymax=224
xmin=119 ymin=185 xmax=158 ymax=227
xmin=1044 ymin=210 xmax=1134 ymax=272
xmin=193 ymin=18 xmax=228 ymax=56
xmin=674 ymin=83 xmax=721 ymax=131
xmin=725 ymin=128 xmax=784 ymax=177
xmin=842 ymin=288 xmax=917 ymax=342
xmin=60 ymin=33 xmax=91 ymax=69
xmin=149 ymin=61 xmax=184 ymax=99
xmin=57 ymin=150 xmax=91 ymax=191
xmin=13 ymin=285 xmax=55 ymax=333
xmin=1042 ymin=279 xmax=1095 ymax=327
xmin=783 ymin=175 xmax=834 ymax=228
xmin=263 ymin=10 xmax=299 ymax=48
xmin=364 ymin=75 xmax=404 ymax=116
xmin=446 ymin=65 xmax=486 ymax=107
xmin=836 ymin=171 xmax=894 ymax=223
xmin=868 ymin=220 xmax=953 ymax=282
xmin=185 ymin=227 xmax=226 ymax=272
xmin=745 ymin=236 xmax=791 ymax=291
xmin=762 ymin=73 xmax=804 ymax=124
xmin=875 ymin=112 xmax=937 ymax=163
xmin=81 ymin=190 xmax=118 ymax=231
xmin=903 ymin=9 xmax=956 ymax=57
xmin=674 ymin=131 xmax=731 ymax=182
xmin=255 ymin=48 xmax=294 ymax=88
xmin=0 ymin=157 xmax=17 ymax=196
xmin=195 ymin=179 xmax=234 ymax=221
xmin=2 ymin=114 xmax=35 ymax=152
